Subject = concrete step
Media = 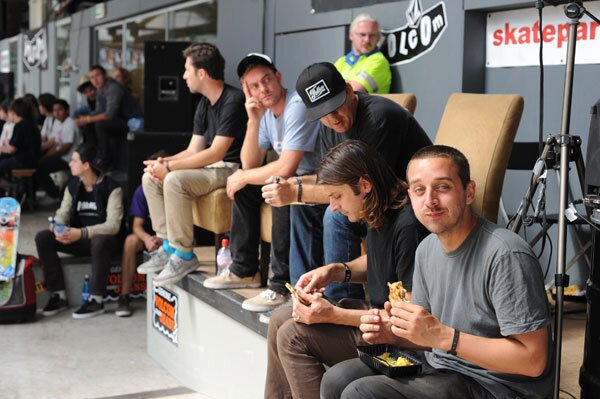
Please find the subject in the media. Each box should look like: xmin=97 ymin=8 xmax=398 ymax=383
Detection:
xmin=33 ymin=254 xmax=146 ymax=309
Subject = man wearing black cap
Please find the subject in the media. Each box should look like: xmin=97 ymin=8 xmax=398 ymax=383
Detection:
xmin=203 ymin=53 xmax=321 ymax=316
xmin=262 ymin=62 xmax=431 ymax=300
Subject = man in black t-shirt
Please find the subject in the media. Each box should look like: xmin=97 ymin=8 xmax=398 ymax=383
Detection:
xmin=262 ymin=62 xmax=431 ymax=301
xmin=265 ymin=140 xmax=429 ymax=398
xmin=139 ymin=43 xmax=247 ymax=287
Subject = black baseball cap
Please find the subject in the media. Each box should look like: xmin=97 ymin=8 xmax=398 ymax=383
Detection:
xmin=296 ymin=62 xmax=347 ymax=121
xmin=237 ymin=53 xmax=277 ymax=78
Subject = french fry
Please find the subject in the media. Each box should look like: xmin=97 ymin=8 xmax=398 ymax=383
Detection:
xmin=285 ymin=282 xmax=311 ymax=306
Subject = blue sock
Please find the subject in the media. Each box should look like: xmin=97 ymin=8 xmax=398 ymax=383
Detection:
xmin=162 ymin=240 xmax=175 ymax=255
xmin=174 ymin=249 xmax=194 ymax=261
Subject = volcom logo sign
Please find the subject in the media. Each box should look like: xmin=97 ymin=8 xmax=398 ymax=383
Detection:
xmin=305 ymin=80 xmax=330 ymax=103
xmin=381 ymin=0 xmax=447 ymax=66
xmin=23 ymin=28 xmax=48 ymax=71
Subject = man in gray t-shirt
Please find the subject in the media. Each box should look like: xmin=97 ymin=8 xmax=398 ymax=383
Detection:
xmin=321 ymin=145 xmax=553 ymax=399
xmin=203 ymin=54 xmax=320 ymax=313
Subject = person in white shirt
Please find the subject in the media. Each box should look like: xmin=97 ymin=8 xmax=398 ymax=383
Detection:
xmin=37 ymin=99 xmax=80 ymax=198
xmin=0 ymin=101 xmax=14 ymax=155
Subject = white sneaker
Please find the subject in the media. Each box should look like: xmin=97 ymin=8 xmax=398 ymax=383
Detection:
xmin=242 ymin=289 xmax=289 ymax=312
xmin=203 ymin=269 xmax=261 ymax=289
xmin=137 ymin=247 xmax=169 ymax=274
xmin=259 ymin=300 xmax=293 ymax=324
xmin=153 ymin=253 xmax=200 ymax=287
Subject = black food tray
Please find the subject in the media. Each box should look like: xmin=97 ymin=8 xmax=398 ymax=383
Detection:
xmin=356 ymin=344 xmax=422 ymax=377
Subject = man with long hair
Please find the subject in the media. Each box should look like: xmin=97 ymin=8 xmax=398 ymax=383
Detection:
xmin=265 ymin=140 xmax=429 ymax=398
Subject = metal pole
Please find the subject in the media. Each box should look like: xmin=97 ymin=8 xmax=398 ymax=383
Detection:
xmin=553 ymin=4 xmax=582 ymax=398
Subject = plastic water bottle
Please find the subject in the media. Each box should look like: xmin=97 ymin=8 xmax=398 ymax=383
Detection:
xmin=81 ymin=275 xmax=90 ymax=304
xmin=48 ymin=216 xmax=66 ymax=234
xmin=216 ymin=238 xmax=233 ymax=275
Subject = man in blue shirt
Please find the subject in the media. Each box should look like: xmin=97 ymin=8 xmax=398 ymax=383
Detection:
xmin=203 ymin=53 xmax=321 ymax=314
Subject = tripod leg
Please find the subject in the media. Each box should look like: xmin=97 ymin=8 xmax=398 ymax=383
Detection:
xmin=510 ymin=136 xmax=556 ymax=233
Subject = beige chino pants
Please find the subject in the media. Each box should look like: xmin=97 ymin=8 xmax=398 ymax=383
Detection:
xmin=142 ymin=161 xmax=238 ymax=251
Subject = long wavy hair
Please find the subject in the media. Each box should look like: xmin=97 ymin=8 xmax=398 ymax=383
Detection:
xmin=317 ymin=140 xmax=407 ymax=229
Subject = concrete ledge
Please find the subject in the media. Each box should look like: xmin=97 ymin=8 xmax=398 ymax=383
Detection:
xmin=147 ymin=277 xmax=267 ymax=398
xmin=176 ymin=271 xmax=268 ymax=337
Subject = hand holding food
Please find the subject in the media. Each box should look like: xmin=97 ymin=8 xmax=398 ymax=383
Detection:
xmin=388 ymin=281 xmax=408 ymax=303
xmin=285 ymin=282 xmax=311 ymax=306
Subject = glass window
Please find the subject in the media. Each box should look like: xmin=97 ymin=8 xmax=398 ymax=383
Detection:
xmin=168 ymin=1 xmax=217 ymax=43
xmin=56 ymin=21 xmax=71 ymax=101
xmin=96 ymin=24 xmax=124 ymax=72
xmin=123 ymin=14 xmax=166 ymax=109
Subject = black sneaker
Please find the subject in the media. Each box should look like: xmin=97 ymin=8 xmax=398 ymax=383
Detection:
xmin=72 ymin=298 xmax=105 ymax=319
xmin=42 ymin=293 xmax=68 ymax=316
xmin=115 ymin=295 xmax=132 ymax=317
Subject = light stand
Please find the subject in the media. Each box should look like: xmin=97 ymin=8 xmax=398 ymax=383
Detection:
xmin=551 ymin=3 xmax=600 ymax=399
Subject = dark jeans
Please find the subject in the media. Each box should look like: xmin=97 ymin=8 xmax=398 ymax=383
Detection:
xmin=83 ymin=119 xmax=128 ymax=168
xmin=321 ymin=354 xmax=497 ymax=399
xmin=228 ymin=185 xmax=290 ymax=295
xmin=35 ymin=230 xmax=120 ymax=296
xmin=323 ymin=207 xmax=366 ymax=300
xmin=36 ymin=157 xmax=69 ymax=198
xmin=96 ymin=119 xmax=128 ymax=167
xmin=0 ymin=156 xmax=22 ymax=175
xmin=290 ymin=204 xmax=365 ymax=302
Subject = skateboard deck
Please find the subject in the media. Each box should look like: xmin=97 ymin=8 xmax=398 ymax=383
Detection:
xmin=0 ymin=197 xmax=20 ymax=305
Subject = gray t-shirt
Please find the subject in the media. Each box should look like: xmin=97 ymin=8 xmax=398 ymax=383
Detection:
xmin=95 ymin=78 xmax=143 ymax=121
xmin=258 ymin=91 xmax=320 ymax=175
xmin=412 ymin=217 xmax=553 ymax=399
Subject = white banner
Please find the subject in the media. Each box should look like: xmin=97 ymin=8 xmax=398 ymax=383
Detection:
xmin=486 ymin=2 xmax=600 ymax=67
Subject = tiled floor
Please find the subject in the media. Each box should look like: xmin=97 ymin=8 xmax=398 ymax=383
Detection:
xmin=4 ymin=197 xmax=590 ymax=398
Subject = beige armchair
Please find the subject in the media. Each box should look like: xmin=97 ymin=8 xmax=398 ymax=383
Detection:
xmin=434 ymin=93 xmax=524 ymax=223
xmin=374 ymin=93 xmax=417 ymax=115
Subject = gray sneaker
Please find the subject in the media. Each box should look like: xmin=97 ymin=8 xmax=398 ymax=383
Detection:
xmin=137 ymin=247 xmax=169 ymax=274
xmin=153 ymin=253 xmax=200 ymax=287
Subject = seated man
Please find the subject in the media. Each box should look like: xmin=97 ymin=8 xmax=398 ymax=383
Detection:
xmin=35 ymin=143 xmax=124 ymax=319
xmin=72 ymin=78 xmax=97 ymax=120
xmin=321 ymin=145 xmax=553 ymax=399
xmin=203 ymin=53 xmax=320 ymax=313
xmin=75 ymin=65 xmax=143 ymax=167
xmin=138 ymin=43 xmax=247 ymax=287
xmin=0 ymin=98 xmax=41 ymax=175
xmin=334 ymin=13 xmax=391 ymax=94
xmin=263 ymin=62 xmax=431 ymax=301
xmin=265 ymin=140 xmax=429 ymax=398
xmin=37 ymin=99 xmax=80 ymax=198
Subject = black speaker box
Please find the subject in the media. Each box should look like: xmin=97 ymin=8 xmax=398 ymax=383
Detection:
xmin=0 ymin=72 xmax=14 ymax=103
xmin=587 ymin=99 xmax=600 ymax=191
xmin=144 ymin=41 xmax=198 ymax=133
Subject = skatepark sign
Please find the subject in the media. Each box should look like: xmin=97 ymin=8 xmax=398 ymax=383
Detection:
xmin=23 ymin=28 xmax=48 ymax=71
